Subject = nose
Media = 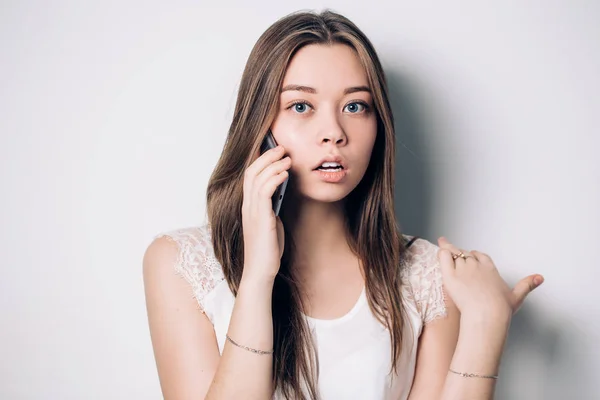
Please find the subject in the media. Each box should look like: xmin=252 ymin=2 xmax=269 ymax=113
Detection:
xmin=318 ymin=117 xmax=347 ymax=147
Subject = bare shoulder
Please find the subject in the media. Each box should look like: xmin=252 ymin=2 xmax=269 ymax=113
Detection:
xmin=142 ymin=232 xmax=221 ymax=399
xmin=143 ymin=235 xmax=180 ymax=276
xmin=150 ymin=225 xmax=224 ymax=293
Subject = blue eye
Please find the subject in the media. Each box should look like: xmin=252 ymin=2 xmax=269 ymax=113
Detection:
xmin=294 ymin=103 xmax=307 ymax=113
xmin=344 ymin=102 xmax=367 ymax=113
xmin=291 ymin=102 xmax=311 ymax=114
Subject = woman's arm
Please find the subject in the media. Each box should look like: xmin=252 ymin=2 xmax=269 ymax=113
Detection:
xmin=440 ymin=314 xmax=510 ymax=400
xmin=407 ymin=302 xmax=509 ymax=400
xmin=407 ymin=293 xmax=460 ymax=400
xmin=205 ymin=272 xmax=275 ymax=400
xmin=144 ymin=145 xmax=291 ymax=399
xmin=143 ymin=237 xmax=276 ymax=400
xmin=143 ymin=237 xmax=221 ymax=399
xmin=407 ymin=237 xmax=543 ymax=400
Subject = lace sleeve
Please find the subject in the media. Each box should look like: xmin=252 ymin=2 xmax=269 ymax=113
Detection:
xmin=401 ymin=238 xmax=447 ymax=324
xmin=154 ymin=225 xmax=224 ymax=315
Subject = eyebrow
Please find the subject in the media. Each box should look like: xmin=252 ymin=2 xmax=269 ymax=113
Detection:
xmin=280 ymin=84 xmax=371 ymax=95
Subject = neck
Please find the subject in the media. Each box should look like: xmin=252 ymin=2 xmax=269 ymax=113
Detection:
xmin=282 ymin=195 xmax=353 ymax=274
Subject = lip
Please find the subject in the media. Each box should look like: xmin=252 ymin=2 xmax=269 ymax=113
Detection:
xmin=314 ymin=169 xmax=347 ymax=183
xmin=313 ymin=155 xmax=347 ymax=171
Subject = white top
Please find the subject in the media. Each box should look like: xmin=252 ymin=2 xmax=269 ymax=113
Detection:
xmin=157 ymin=223 xmax=446 ymax=400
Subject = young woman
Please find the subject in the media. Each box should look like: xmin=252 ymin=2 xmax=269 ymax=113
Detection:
xmin=143 ymin=10 xmax=544 ymax=400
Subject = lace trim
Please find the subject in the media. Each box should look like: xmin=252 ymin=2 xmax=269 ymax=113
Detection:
xmin=155 ymin=224 xmax=224 ymax=314
xmin=401 ymin=238 xmax=448 ymax=324
xmin=155 ymin=225 xmax=446 ymax=325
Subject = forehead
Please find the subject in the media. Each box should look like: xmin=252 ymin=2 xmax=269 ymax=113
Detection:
xmin=282 ymin=43 xmax=369 ymax=91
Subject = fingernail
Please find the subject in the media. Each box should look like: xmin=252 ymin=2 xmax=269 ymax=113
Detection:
xmin=534 ymin=275 xmax=544 ymax=286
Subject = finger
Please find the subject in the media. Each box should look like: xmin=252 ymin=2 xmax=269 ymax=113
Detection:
xmin=252 ymin=157 xmax=290 ymax=217
xmin=254 ymin=156 xmax=291 ymax=190
xmin=249 ymin=169 xmax=286 ymax=220
xmin=512 ymin=274 xmax=544 ymax=312
xmin=471 ymin=250 xmax=491 ymax=264
xmin=438 ymin=237 xmax=474 ymax=263
xmin=437 ymin=248 xmax=456 ymax=279
xmin=254 ymin=170 xmax=289 ymax=216
xmin=438 ymin=237 xmax=464 ymax=255
xmin=244 ymin=149 xmax=287 ymax=216
xmin=244 ymin=145 xmax=286 ymax=190
xmin=254 ymin=145 xmax=287 ymax=172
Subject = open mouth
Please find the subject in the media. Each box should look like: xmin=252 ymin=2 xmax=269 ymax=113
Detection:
xmin=315 ymin=162 xmax=344 ymax=172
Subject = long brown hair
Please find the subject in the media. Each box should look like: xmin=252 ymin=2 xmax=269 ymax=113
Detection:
xmin=206 ymin=9 xmax=412 ymax=399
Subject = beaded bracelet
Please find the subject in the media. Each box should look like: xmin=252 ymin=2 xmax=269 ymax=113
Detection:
xmin=225 ymin=334 xmax=274 ymax=355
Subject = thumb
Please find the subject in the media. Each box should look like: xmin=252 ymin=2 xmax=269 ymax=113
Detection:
xmin=512 ymin=274 xmax=544 ymax=312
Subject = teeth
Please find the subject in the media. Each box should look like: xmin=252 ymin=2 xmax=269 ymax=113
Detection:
xmin=321 ymin=162 xmax=342 ymax=168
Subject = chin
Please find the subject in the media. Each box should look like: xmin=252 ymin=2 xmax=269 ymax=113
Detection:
xmin=296 ymin=185 xmax=358 ymax=204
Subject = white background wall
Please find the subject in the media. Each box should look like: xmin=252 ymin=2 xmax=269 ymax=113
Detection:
xmin=1 ymin=1 xmax=598 ymax=399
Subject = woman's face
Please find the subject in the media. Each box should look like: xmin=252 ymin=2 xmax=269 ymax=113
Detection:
xmin=270 ymin=43 xmax=377 ymax=204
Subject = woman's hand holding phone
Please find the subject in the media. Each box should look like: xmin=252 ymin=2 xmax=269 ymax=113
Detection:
xmin=241 ymin=144 xmax=291 ymax=283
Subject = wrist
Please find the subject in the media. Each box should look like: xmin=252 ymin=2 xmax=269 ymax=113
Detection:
xmin=451 ymin=319 xmax=510 ymax=380
xmin=458 ymin=315 xmax=510 ymax=352
xmin=460 ymin=306 xmax=512 ymax=329
xmin=240 ymin=270 xmax=276 ymax=291
xmin=234 ymin=272 xmax=276 ymax=315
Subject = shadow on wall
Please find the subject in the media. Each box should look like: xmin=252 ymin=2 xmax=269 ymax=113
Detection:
xmin=386 ymin=70 xmax=435 ymax=241
xmin=497 ymin=294 xmax=594 ymax=400
xmin=385 ymin=69 xmax=594 ymax=400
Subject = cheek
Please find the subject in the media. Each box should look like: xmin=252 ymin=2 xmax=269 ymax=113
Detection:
xmin=273 ymin=134 xmax=301 ymax=158
xmin=271 ymin=118 xmax=298 ymax=149
xmin=354 ymin=130 xmax=377 ymax=168
xmin=286 ymin=142 xmax=311 ymax=173
xmin=365 ymin=135 xmax=377 ymax=161
xmin=271 ymin=127 xmax=310 ymax=166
